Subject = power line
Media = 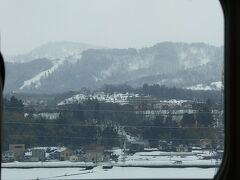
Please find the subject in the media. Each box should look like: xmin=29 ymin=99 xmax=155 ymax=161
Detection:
xmin=3 ymin=106 xmax=223 ymax=115
xmin=5 ymin=134 xmax=223 ymax=141
xmin=3 ymin=97 xmax=224 ymax=105
xmin=1 ymin=121 xmax=223 ymax=129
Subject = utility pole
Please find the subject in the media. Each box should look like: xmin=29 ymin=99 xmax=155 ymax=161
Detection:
xmin=122 ymin=139 xmax=127 ymax=163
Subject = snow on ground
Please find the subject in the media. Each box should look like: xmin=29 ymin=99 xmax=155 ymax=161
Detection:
xmin=26 ymin=146 xmax=66 ymax=159
xmin=26 ymin=113 xmax=60 ymax=120
xmin=159 ymin=99 xmax=188 ymax=105
xmin=58 ymin=92 xmax=140 ymax=106
xmin=30 ymin=146 xmax=66 ymax=152
xmin=19 ymin=59 xmax=65 ymax=90
xmin=1 ymin=161 xmax=93 ymax=168
xmin=1 ymin=149 xmax=221 ymax=179
xmin=2 ymin=148 xmax=221 ymax=180
xmin=133 ymin=151 xmax=197 ymax=156
xmin=58 ymin=94 xmax=87 ymax=105
xmin=116 ymin=150 xmax=219 ymax=166
xmin=117 ymin=126 xmax=138 ymax=142
xmin=2 ymin=148 xmax=220 ymax=168
xmin=1 ymin=167 xmax=218 ymax=180
xmin=186 ymin=81 xmax=223 ymax=91
xmin=1 ymin=159 xmax=220 ymax=168
xmin=210 ymin=81 xmax=223 ymax=89
xmin=110 ymin=148 xmax=124 ymax=156
xmin=186 ymin=84 xmax=212 ymax=91
xmin=116 ymin=159 xmax=219 ymax=167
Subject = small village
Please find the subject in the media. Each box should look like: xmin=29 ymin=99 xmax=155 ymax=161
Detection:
xmin=2 ymin=90 xmax=224 ymax=169
xmin=2 ymin=139 xmax=223 ymax=169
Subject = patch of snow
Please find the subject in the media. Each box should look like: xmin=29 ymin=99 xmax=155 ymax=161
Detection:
xmin=159 ymin=99 xmax=188 ymax=105
xmin=1 ymin=167 xmax=217 ymax=179
xmin=19 ymin=59 xmax=65 ymax=90
xmin=179 ymin=52 xmax=187 ymax=60
xmin=186 ymin=81 xmax=223 ymax=91
xmin=117 ymin=126 xmax=138 ymax=142
xmin=190 ymin=47 xmax=198 ymax=54
xmin=186 ymin=84 xmax=212 ymax=91
xmin=24 ymin=151 xmax=32 ymax=157
xmin=32 ymin=113 xmax=60 ymax=120
xmin=210 ymin=81 xmax=223 ymax=90
xmin=29 ymin=146 xmax=67 ymax=153
xmin=100 ymin=64 xmax=119 ymax=79
xmin=178 ymin=47 xmax=211 ymax=69
xmin=58 ymin=92 xmax=139 ymax=106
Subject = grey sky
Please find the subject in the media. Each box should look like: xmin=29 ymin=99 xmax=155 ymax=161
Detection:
xmin=0 ymin=0 xmax=223 ymax=55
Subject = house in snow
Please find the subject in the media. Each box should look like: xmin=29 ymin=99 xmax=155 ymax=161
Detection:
xmin=200 ymin=139 xmax=212 ymax=149
xmin=158 ymin=141 xmax=173 ymax=152
xmin=32 ymin=149 xmax=46 ymax=161
xmin=69 ymin=155 xmax=79 ymax=162
xmin=83 ymin=144 xmax=105 ymax=163
xmin=127 ymin=141 xmax=148 ymax=153
xmin=2 ymin=151 xmax=15 ymax=162
xmin=173 ymin=144 xmax=191 ymax=152
xmin=9 ymin=144 xmax=25 ymax=161
xmin=59 ymin=148 xmax=74 ymax=161
xmin=48 ymin=147 xmax=73 ymax=161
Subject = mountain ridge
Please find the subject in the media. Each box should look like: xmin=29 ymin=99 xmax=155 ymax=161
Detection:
xmin=4 ymin=41 xmax=223 ymax=94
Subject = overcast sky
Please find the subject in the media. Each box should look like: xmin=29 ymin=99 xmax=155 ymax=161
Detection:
xmin=0 ymin=0 xmax=223 ymax=55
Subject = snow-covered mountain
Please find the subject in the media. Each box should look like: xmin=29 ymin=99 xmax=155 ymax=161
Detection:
xmin=19 ymin=59 xmax=65 ymax=90
xmin=4 ymin=58 xmax=53 ymax=92
xmin=4 ymin=42 xmax=223 ymax=94
xmin=4 ymin=41 xmax=104 ymax=92
xmin=5 ymin=41 xmax=103 ymax=63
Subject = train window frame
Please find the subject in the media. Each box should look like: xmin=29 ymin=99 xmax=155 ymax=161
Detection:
xmin=214 ymin=0 xmax=240 ymax=179
xmin=0 ymin=0 xmax=239 ymax=179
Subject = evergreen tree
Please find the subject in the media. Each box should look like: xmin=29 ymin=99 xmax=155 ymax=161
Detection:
xmin=182 ymin=113 xmax=195 ymax=127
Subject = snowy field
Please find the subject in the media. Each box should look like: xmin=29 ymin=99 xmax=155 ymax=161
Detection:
xmin=1 ymin=167 xmax=217 ymax=180
xmin=1 ymin=149 xmax=221 ymax=179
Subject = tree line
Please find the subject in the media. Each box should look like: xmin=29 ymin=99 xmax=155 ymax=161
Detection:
xmin=98 ymin=83 xmax=222 ymax=103
xmin=2 ymin=92 xmax=222 ymax=150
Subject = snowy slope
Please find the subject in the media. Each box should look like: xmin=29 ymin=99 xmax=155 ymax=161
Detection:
xmin=117 ymin=126 xmax=139 ymax=142
xmin=178 ymin=46 xmax=210 ymax=69
xmin=19 ymin=59 xmax=65 ymax=90
xmin=5 ymin=42 xmax=223 ymax=93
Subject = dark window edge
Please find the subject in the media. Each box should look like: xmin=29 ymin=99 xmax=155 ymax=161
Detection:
xmin=0 ymin=0 xmax=239 ymax=179
xmin=214 ymin=0 xmax=240 ymax=179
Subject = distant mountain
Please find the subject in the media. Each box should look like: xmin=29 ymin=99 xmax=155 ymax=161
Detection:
xmin=4 ymin=58 xmax=53 ymax=92
xmin=126 ymin=60 xmax=223 ymax=88
xmin=5 ymin=41 xmax=103 ymax=63
xmin=4 ymin=42 xmax=223 ymax=94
